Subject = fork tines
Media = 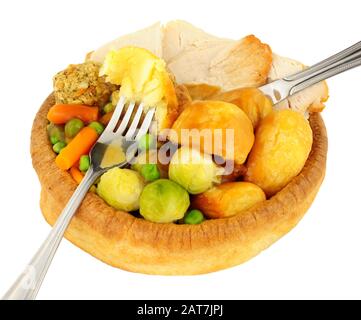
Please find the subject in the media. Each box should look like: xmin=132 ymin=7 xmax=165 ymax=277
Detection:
xmin=100 ymin=96 xmax=156 ymax=142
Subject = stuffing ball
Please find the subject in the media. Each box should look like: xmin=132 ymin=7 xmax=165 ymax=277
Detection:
xmin=53 ymin=61 xmax=118 ymax=107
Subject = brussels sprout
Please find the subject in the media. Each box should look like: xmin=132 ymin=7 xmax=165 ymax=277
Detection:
xmin=139 ymin=179 xmax=190 ymax=223
xmin=97 ymin=168 xmax=145 ymax=211
xmin=169 ymin=146 xmax=223 ymax=195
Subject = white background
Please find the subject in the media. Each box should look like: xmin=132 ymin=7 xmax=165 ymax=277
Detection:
xmin=0 ymin=0 xmax=360 ymax=300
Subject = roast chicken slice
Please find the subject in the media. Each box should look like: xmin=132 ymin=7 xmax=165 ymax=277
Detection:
xmin=163 ymin=21 xmax=272 ymax=90
xmin=162 ymin=20 xmax=234 ymax=63
xmin=89 ymin=20 xmax=328 ymax=115
xmin=269 ymin=54 xmax=328 ymax=114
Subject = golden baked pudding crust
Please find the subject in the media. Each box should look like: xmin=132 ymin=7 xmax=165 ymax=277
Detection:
xmin=31 ymin=94 xmax=328 ymax=275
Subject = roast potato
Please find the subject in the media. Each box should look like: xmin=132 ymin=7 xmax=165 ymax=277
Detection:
xmin=212 ymin=87 xmax=272 ymax=128
xmin=168 ymin=100 xmax=255 ymax=165
xmin=193 ymin=182 xmax=266 ymax=218
xmin=245 ymin=109 xmax=313 ymax=196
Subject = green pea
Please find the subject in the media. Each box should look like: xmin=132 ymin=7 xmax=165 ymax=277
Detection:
xmin=53 ymin=141 xmax=67 ymax=154
xmin=89 ymin=121 xmax=104 ymax=135
xmin=50 ymin=135 xmax=59 ymax=145
xmin=65 ymin=118 xmax=84 ymax=138
xmin=79 ymin=155 xmax=90 ymax=172
xmin=184 ymin=209 xmax=205 ymax=225
xmin=103 ymin=102 xmax=114 ymax=114
xmin=140 ymin=163 xmax=160 ymax=182
xmin=138 ymin=134 xmax=156 ymax=151
xmin=47 ymin=123 xmax=65 ymax=145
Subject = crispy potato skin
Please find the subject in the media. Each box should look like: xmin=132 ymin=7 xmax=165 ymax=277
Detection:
xmin=193 ymin=182 xmax=266 ymax=218
xmin=245 ymin=110 xmax=313 ymax=196
xmin=169 ymin=100 xmax=254 ymax=165
xmin=212 ymin=87 xmax=273 ymax=128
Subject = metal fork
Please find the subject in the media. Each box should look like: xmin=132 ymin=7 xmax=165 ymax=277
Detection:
xmin=3 ymin=97 xmax=155 ymax=300
xmin=259 ymin=41 xmax=361 ymax=104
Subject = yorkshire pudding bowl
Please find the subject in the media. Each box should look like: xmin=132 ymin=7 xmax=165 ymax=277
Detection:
xmin=31 ymin=94 xmax=328 ymax=275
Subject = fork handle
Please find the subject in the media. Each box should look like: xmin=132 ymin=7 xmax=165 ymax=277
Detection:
xmin=284 ymin=41 xmax=361 ymax=81
xmin=2 ymin=167 xmax=100 ymax=300
xmin=289 ymin=54 xmax=361 ymax=95
xmin=283 ymin=40 xmax=361 ymax=94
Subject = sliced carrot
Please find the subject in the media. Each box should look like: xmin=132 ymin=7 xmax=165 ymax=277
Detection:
xmin=70 ymin=166 xmax=84 ymax=184
xmin=55 ymin=127 xmax=98 ymax=170
xmin=99 ymin=111 xmax=113 ymax=125
xmin=47 ymin=104 xmax=99 ymax=124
